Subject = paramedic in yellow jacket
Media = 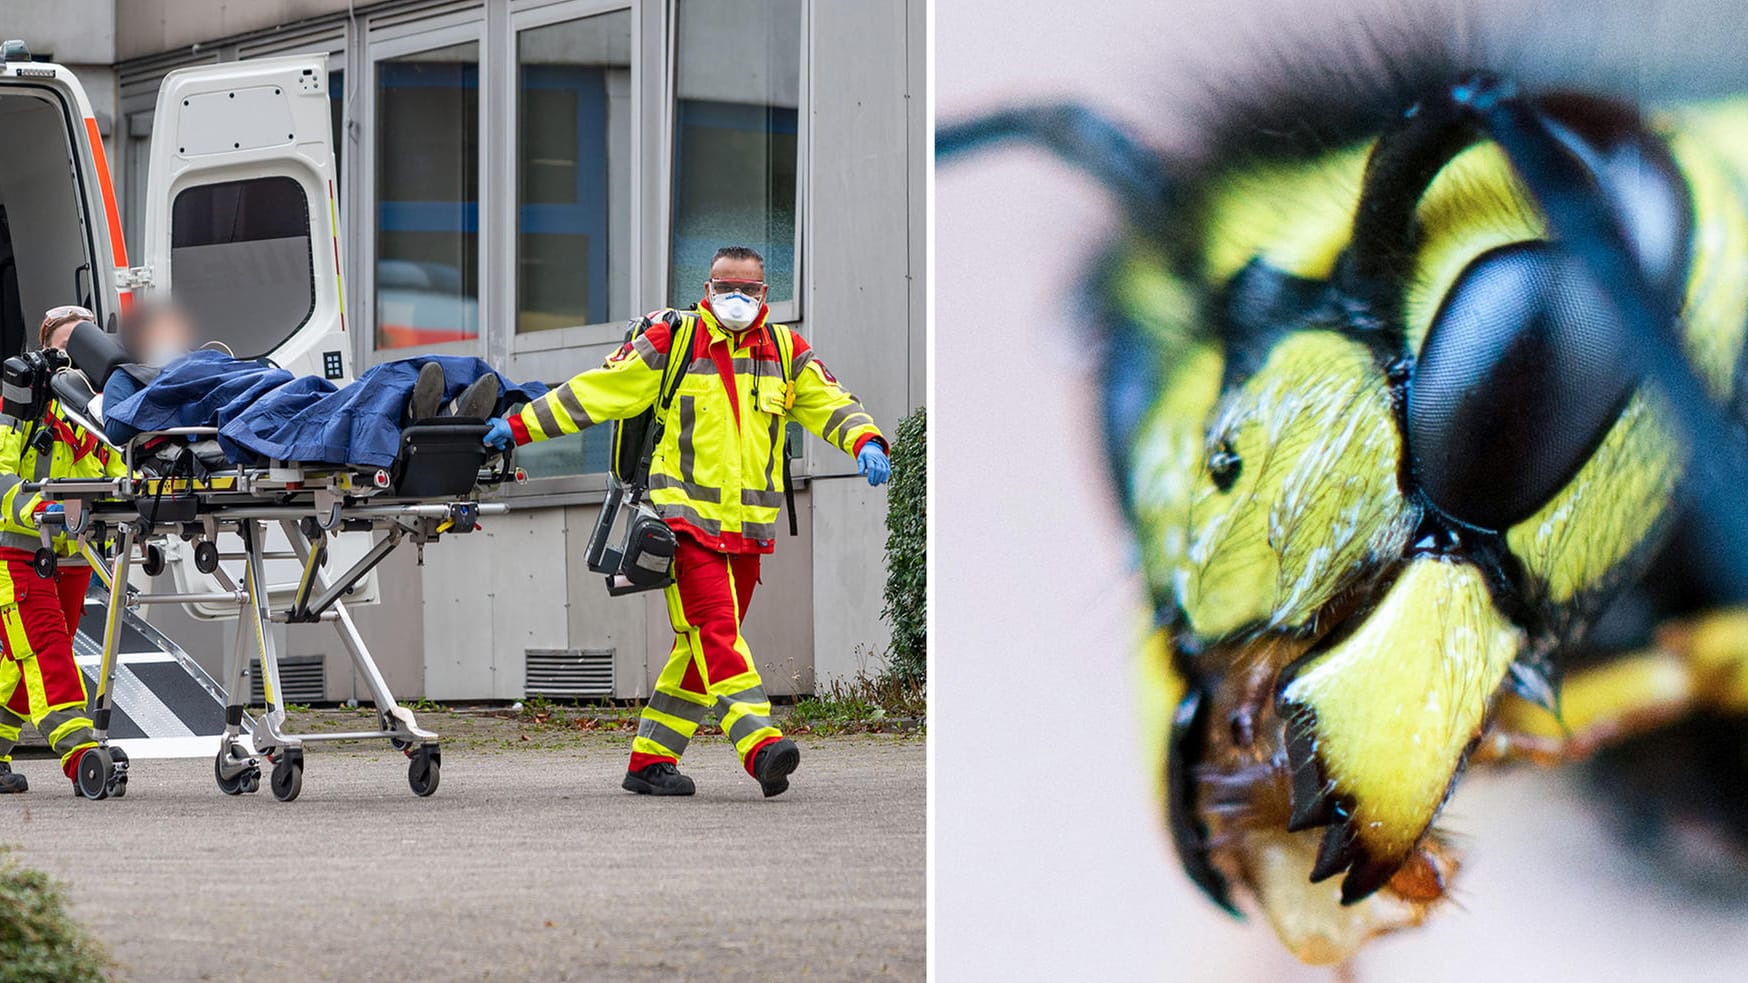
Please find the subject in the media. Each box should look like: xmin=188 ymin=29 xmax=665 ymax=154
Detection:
xmin=0 ymin=307 xmax=128 ymax=794
xmin=485 ymin=246 xmax=891 ymax=797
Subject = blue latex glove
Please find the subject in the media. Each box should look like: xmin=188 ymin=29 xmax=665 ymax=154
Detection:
xmin=857 ymin=444 xmax=890 ymax=487
xmin=483 ymin=417 xmax=513 ymax=450
xmin=42 ymin=502 xmax=63 ymax=517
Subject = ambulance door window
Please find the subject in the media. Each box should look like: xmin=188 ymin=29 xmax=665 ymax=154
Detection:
xmin=330 ymin=69 xmax=344 ymax=202
xmin=170 ymin=176 xmax=315 ymax=358
xmin=0 ymin=207 xmax=22 ymax=359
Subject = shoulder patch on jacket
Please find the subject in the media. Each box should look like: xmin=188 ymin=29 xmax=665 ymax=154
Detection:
xmin=606 ymin=340 xmax=639 ymax=366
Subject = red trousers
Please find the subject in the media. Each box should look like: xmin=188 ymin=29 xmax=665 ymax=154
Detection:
xmin=630 ymin=535 xmax=782 ymax=775
xmin=0 ymin=552 xmax=95 ymax=776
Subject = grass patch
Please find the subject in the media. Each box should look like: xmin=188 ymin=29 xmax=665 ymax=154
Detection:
xmin=787 ymin=670 xmax=925 ymax=735
xmin=0 ymin=847 xmax=111 ymax=981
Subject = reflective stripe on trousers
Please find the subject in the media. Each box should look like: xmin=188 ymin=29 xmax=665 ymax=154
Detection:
xmin=629 ymin=536 xmax=782 ymax=775
xmin=0 ymin=557 xmax=96 ymax=773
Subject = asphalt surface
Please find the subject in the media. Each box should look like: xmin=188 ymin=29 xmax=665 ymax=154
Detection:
xmin=5 ymin=734 xmax=924 ymax=982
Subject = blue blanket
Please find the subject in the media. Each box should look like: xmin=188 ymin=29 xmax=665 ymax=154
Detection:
xmin=104 ymin=352 xmax=548 ymax=468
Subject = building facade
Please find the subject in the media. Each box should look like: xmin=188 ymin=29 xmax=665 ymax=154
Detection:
xmin=5 ymin=0 xmax=925 ymax=702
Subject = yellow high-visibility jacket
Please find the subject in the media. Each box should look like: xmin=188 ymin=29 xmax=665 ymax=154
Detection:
xmin=0 ymin=401 xmax=126 ymax=565
xmin=510 ymin=305 xmax=886 ymax=553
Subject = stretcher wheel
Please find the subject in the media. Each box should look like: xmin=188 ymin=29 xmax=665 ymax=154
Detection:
xmin=141 ymin=544 xmax=165 ymax=577
xmin=107 ymin=747 xmax=129 ymax=798
xmin=74 ymin=747 xmax=112 ymax=801
xmin=408 ymin=745 xmax=440 ymax=797
xmin=194 ymin=541 xmax=220 ymax=574
xmin=214 ymin=748 xmax=258 ymax=795
xmin=31 ymin=548 xmax=55 ymax=579
xmin=270 ymin=749 xmax=304 ymax=802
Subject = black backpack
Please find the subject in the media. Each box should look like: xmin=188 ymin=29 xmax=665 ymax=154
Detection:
xmin=611 ymin=310 xmax=698 ymax=485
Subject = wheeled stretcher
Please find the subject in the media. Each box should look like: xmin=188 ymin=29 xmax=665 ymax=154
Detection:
xmin=24 ymin=356 xmax=523 ymax=802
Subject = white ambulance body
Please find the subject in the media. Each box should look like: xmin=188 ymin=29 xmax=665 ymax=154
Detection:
xmin=0 ymin=45 xmax=379 ymax=613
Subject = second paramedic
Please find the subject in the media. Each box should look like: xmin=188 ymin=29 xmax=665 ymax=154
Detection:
xmin=0 ymin=306 xmax=128 ymax=794
xmin=485 ymin=246 xmax=891 ymax=798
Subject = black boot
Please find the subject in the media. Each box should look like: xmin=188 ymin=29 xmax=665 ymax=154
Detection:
xmin=0 ymin=760 xmax=26 ymax=794
xmin=623 ymin=761 xmax=695 ymax=796
xmin=450 ymin=374 xmax=500 ymax=420
xmin=753 ymin=738 xmax=800 ymax=798
xmin=407 ymin=361 xmax=444 ymax=422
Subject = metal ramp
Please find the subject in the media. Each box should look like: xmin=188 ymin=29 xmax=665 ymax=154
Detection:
xmin=17 ymin=580 xmax=231 ymax=760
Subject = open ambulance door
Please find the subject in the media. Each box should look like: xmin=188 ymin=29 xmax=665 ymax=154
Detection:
xmin=141 ymin=55 xmax=379 ymax=618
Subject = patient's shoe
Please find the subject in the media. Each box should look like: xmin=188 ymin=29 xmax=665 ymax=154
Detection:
xmin=450 ymin=374 xmax=500 ymax=420
xmin=408 ymin=361 xmax=444 ymax=422
xmin=0 ymin=761 xmax=26 ymax=793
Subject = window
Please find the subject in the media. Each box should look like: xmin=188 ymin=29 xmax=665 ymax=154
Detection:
xmin=374 ymin=41 xmax=480 ymax=350
xmin=668 ymin=0 xmax=801 ymax=309
xmin=330 ymin=69 xmax=344 ymax=200
xmin=516 ymin=426 xmax=613 ymax=479
xmin=170 ymin=176 xmax=314 ymax=358
xmin=124 ymin=112 xmax=153 ymax=264
xmin=516 ymin=10 xmax=633 ymax=334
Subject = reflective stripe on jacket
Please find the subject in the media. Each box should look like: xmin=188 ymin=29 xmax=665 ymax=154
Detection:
xmin=510 ymin=303 xmax=887 ymax=553
xmin=0 ymin=401 xmax=126 ymax=573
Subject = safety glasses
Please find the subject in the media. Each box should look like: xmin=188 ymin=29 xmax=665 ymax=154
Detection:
xmin=709 ymin=279 xmax=768 ymax=297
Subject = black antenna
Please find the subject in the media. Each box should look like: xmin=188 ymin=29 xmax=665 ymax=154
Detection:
xmin=936 ymin=104 xmax=1176 ymax=228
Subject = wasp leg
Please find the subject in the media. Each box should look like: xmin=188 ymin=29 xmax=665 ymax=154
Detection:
xmin=1478 ymin=608 xmax=1748 ymax=765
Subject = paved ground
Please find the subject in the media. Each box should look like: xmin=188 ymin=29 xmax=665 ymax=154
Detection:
xmin=6 ymin=731 xmax=924 ymax=982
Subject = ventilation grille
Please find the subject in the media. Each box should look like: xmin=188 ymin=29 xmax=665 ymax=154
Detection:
xmin=368 ymin=0 xmax=484 ymax=33
xmin=250 ymin=656 xmax=326 ymax=705
xmin=236 ymin=24 xmax=347 ymax=61
xmin=525 ymin=648 xmax=614 ymax=698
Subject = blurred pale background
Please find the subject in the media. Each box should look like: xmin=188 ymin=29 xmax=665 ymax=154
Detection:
xmin=935 ymin=0 xmax=1748 ymax=979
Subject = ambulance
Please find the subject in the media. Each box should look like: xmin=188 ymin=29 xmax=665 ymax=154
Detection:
xmin=1 ymin=42 xmax=381 ymax=751
xmin=0 ymin=41 xmax=346 ymax=382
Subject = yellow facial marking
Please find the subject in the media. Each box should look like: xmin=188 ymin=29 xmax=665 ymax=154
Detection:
xmin=1200 ymin=142 xmax=1373 ymax=285
xmin=1661 ymin=105 xmax=1748 ymax=400
xmin=1177 ymin=331 xmax=1413 ymax=639
xmin=1110 ymin=239 xmax=1199 ymax=353
xmin=1401 ymin=142 xmax=1546 ymax=352
xmin=1279 ymin=557 xmax=1523 ymax=869
xmin=1137 ymin=626 xmax=1187 ymax=806
xmin=1505 ymin=391 xmax=1683 ymax=605
xmin=1130 ymin=344 xmax=1225 ymax=607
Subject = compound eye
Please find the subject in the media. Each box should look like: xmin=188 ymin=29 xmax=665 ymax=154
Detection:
xmin=1407 ymin=241 xmax=1639 ymax=531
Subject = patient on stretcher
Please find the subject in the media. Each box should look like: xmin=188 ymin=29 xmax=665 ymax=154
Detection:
xmin=50 ymin=307 xmax=546 ymax=476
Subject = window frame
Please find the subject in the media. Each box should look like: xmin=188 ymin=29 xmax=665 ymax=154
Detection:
xmin=504 ymin=1 xmax=642 ymax=357
xmin=361 ymin=20 xmax=489 ymax=366
xmin=660 ymin=0 xmax=808 ymax=324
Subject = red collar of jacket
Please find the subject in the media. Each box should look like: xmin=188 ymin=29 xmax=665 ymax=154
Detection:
xmin=694 ymin=301 xmax=774 ymax=424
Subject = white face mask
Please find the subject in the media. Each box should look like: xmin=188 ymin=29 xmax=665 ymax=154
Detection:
xmin=711 ymin=291 xmax=760 ymax=330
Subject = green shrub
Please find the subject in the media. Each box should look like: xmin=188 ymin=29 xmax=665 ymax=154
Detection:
xmin=881 ymin=406 xmax=926 ymax=683
xmin=0 ymin=847 xmax=110 ymax=982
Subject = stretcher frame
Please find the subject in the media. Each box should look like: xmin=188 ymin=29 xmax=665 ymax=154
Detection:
xmin=28 ymin=412 xmax=521 ymax=802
